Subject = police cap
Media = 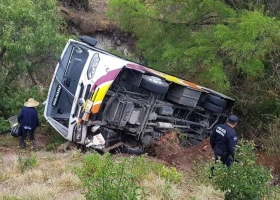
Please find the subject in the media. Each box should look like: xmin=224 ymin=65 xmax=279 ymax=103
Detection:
xmin=228 ymin=115 xmax=238 ymax=123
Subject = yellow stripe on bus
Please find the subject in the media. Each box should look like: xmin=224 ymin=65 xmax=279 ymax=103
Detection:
xmin=95 ymin=83 xmax=111 ymax=102
xmin=91 ymin=83 xmax=112 ymax=102
xmin=90 ymin=82 xmax=112 ymax=113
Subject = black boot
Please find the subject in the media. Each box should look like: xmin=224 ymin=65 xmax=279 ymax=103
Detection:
xmin=20 ymin=137 xmax=26 ymax=149
xmin=20 ymin=141 xmax=26 ymax=149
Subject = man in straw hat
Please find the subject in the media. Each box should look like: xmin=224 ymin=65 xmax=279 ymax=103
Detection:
xmin=18 ymin=98 xmax=40 ymax=149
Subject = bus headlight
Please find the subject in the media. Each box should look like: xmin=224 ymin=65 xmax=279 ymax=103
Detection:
xmin=73 ymin=124 xmax=82 ymax=142
xmin=87 ymin=53 xmax=100 ymax=79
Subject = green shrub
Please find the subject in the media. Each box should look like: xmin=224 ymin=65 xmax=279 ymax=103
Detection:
xmin=128 ymin=155 xmax=183 ymax=184
xmin=209 ymin=140 xmax=276 ymax=200
xmin=77 ymin=153 xmax=183 ymax=200
xmin=0 ymin=117 xmax=10 ymax=132
xmin=0 ymin=85 xmax=47 ymax=132
xmin=18 ymin=154 xmax=37 ymax=173
xmin=78 ymin=152 xmax=145 ymax=200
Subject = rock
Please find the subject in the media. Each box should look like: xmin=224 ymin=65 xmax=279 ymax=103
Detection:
xmin=35 ymin=134 xmax=51 ymax=148
xmin=57 ymin=141 xmax=77 ymax=153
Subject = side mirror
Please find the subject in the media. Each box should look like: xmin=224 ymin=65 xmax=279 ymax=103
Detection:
xmin=78 ymin=36 xmax=98 ymax=47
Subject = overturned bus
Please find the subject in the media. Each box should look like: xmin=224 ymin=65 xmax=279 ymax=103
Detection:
xmin=44 ymin=36 xmax=235 ymax=153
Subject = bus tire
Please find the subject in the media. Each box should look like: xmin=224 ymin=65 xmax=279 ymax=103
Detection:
xmin=206 ymin=94 xmax=227 ymax=107
xmin=189 ymin=138 xmax=201 ymax=146
xmin=140 ymin=75 xmax=169 ymax=93
xmin=202 ymin=101 xmax=223 ymax=113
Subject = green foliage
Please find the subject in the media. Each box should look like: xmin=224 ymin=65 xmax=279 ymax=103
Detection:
xmin=0 ymin=117 xmax=10 ymax=132
xmin=45 ymin=134 xmax=66 ymax=151
xmin=0 ymin=0 xmax=66 ymax=75
xmin=231 ymin=77 xmax=280 ymax=139
xmin=77 ymin=153 xmax=183 ymax=200
xmin=78 ymin=153 xmax=146 ymax=200
xmin=18 ymin=154 xmax=37 ymax=173
xmin=108 ymin=0 xmax=280 ymax=93
xmin=0 ymin=0 xmax=67 ymax=123
xmin=0 ymin=86 xmax=46 ymax=131
xmin=209 ymin=140 xmax=276 ymax=200
xmin=1 ymin=86 xmax=46 ymax=116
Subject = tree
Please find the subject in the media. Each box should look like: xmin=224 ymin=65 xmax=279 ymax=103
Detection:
xmin=0 ymin=0 xmax=66 ymax=121
xmin=108 ymin=0 xmax=280 ymax=93
xmin=0 ymin=0 xmax=66 ymax=86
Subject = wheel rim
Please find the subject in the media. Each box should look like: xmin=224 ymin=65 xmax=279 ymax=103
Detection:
xmin=148 ymin=76 xmax=164 ymax=85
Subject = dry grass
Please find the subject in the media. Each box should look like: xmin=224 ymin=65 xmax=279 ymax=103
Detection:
xmin=0 ymin=150 xmax=85 ymax=200
xmin=0 ymin=146 xmax=225 ymax=200
xmin=140 ymin=173 xmax=224 ymax=200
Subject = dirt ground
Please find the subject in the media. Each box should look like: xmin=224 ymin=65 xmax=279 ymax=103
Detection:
xmin=146 ymin=132 xmax=212 ymax=173
xmin=59 ymin=0 xmax=117 ymax=34
xmin=147 ymin=132 xmax=280 ymax=185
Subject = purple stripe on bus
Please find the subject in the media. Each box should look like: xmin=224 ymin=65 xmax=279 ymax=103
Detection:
xmin=126 ymin=63 xmax=147 ymax=71
xmin=91 ymin=68 xmax=122 ymax=91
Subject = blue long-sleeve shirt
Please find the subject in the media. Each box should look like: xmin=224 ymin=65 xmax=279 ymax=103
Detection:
xmin=210 ymin=124 xmax=237 ymax=159
xmin=18 ymin=106 xmax=40 ymax=130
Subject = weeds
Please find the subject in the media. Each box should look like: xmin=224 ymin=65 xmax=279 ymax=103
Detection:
xmin=18 ymin=154 xmax=37 ymax=173
xmin=263 ymin=118 xmax=280 ymax=163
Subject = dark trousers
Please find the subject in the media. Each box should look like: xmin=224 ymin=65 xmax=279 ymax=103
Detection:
xmin=215 ymin=154 xmax=233 ymax=167
xmin=20 ymin=127 xmax=35 ymax=147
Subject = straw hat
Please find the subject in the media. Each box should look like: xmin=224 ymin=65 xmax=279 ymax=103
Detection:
xmin=24 ymin=98 xmax=39 ymax=107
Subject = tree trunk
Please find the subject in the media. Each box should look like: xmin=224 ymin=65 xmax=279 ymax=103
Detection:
xmin=0 ymin=47 xmax=6 ymax=60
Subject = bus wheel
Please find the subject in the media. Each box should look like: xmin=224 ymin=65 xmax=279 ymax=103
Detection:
xmin=202 ymin=101 xmax=223 ymax=113
xmin=206 ymin=94 xmax=227 ymax=107
xmin=140 ymin=75 xmax=169 ymax=93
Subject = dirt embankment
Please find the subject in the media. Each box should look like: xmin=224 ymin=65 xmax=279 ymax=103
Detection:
xmin=59 ymin=0 xmax=120 ymax=35
xmin=148 ymin=132 xmax=280 ymax=185
xmin=147 ymin=132 xmax=213 ymax=173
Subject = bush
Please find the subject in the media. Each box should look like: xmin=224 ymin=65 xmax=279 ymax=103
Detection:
xmin=77 ymin=153 xmax=183 ymax=200
xmin=209 ymin=140 xmax=276 ymax=200
xmin=78 ymin=153 xmax=145 ymax=200
xmin=0 ymin=117 xmax=10 ymax=133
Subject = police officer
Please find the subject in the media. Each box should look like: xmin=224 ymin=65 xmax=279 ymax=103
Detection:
xmin=210 ymin=114 xmax=238 ymax=167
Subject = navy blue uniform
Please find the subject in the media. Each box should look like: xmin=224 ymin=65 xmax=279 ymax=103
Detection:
xmin=18 ymin=106 xmax=40 ymax=129
xmin=18 ymin=106 xmax=40 ymax=148
xmin=210 ymin=123 xmax=237 ymax=166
